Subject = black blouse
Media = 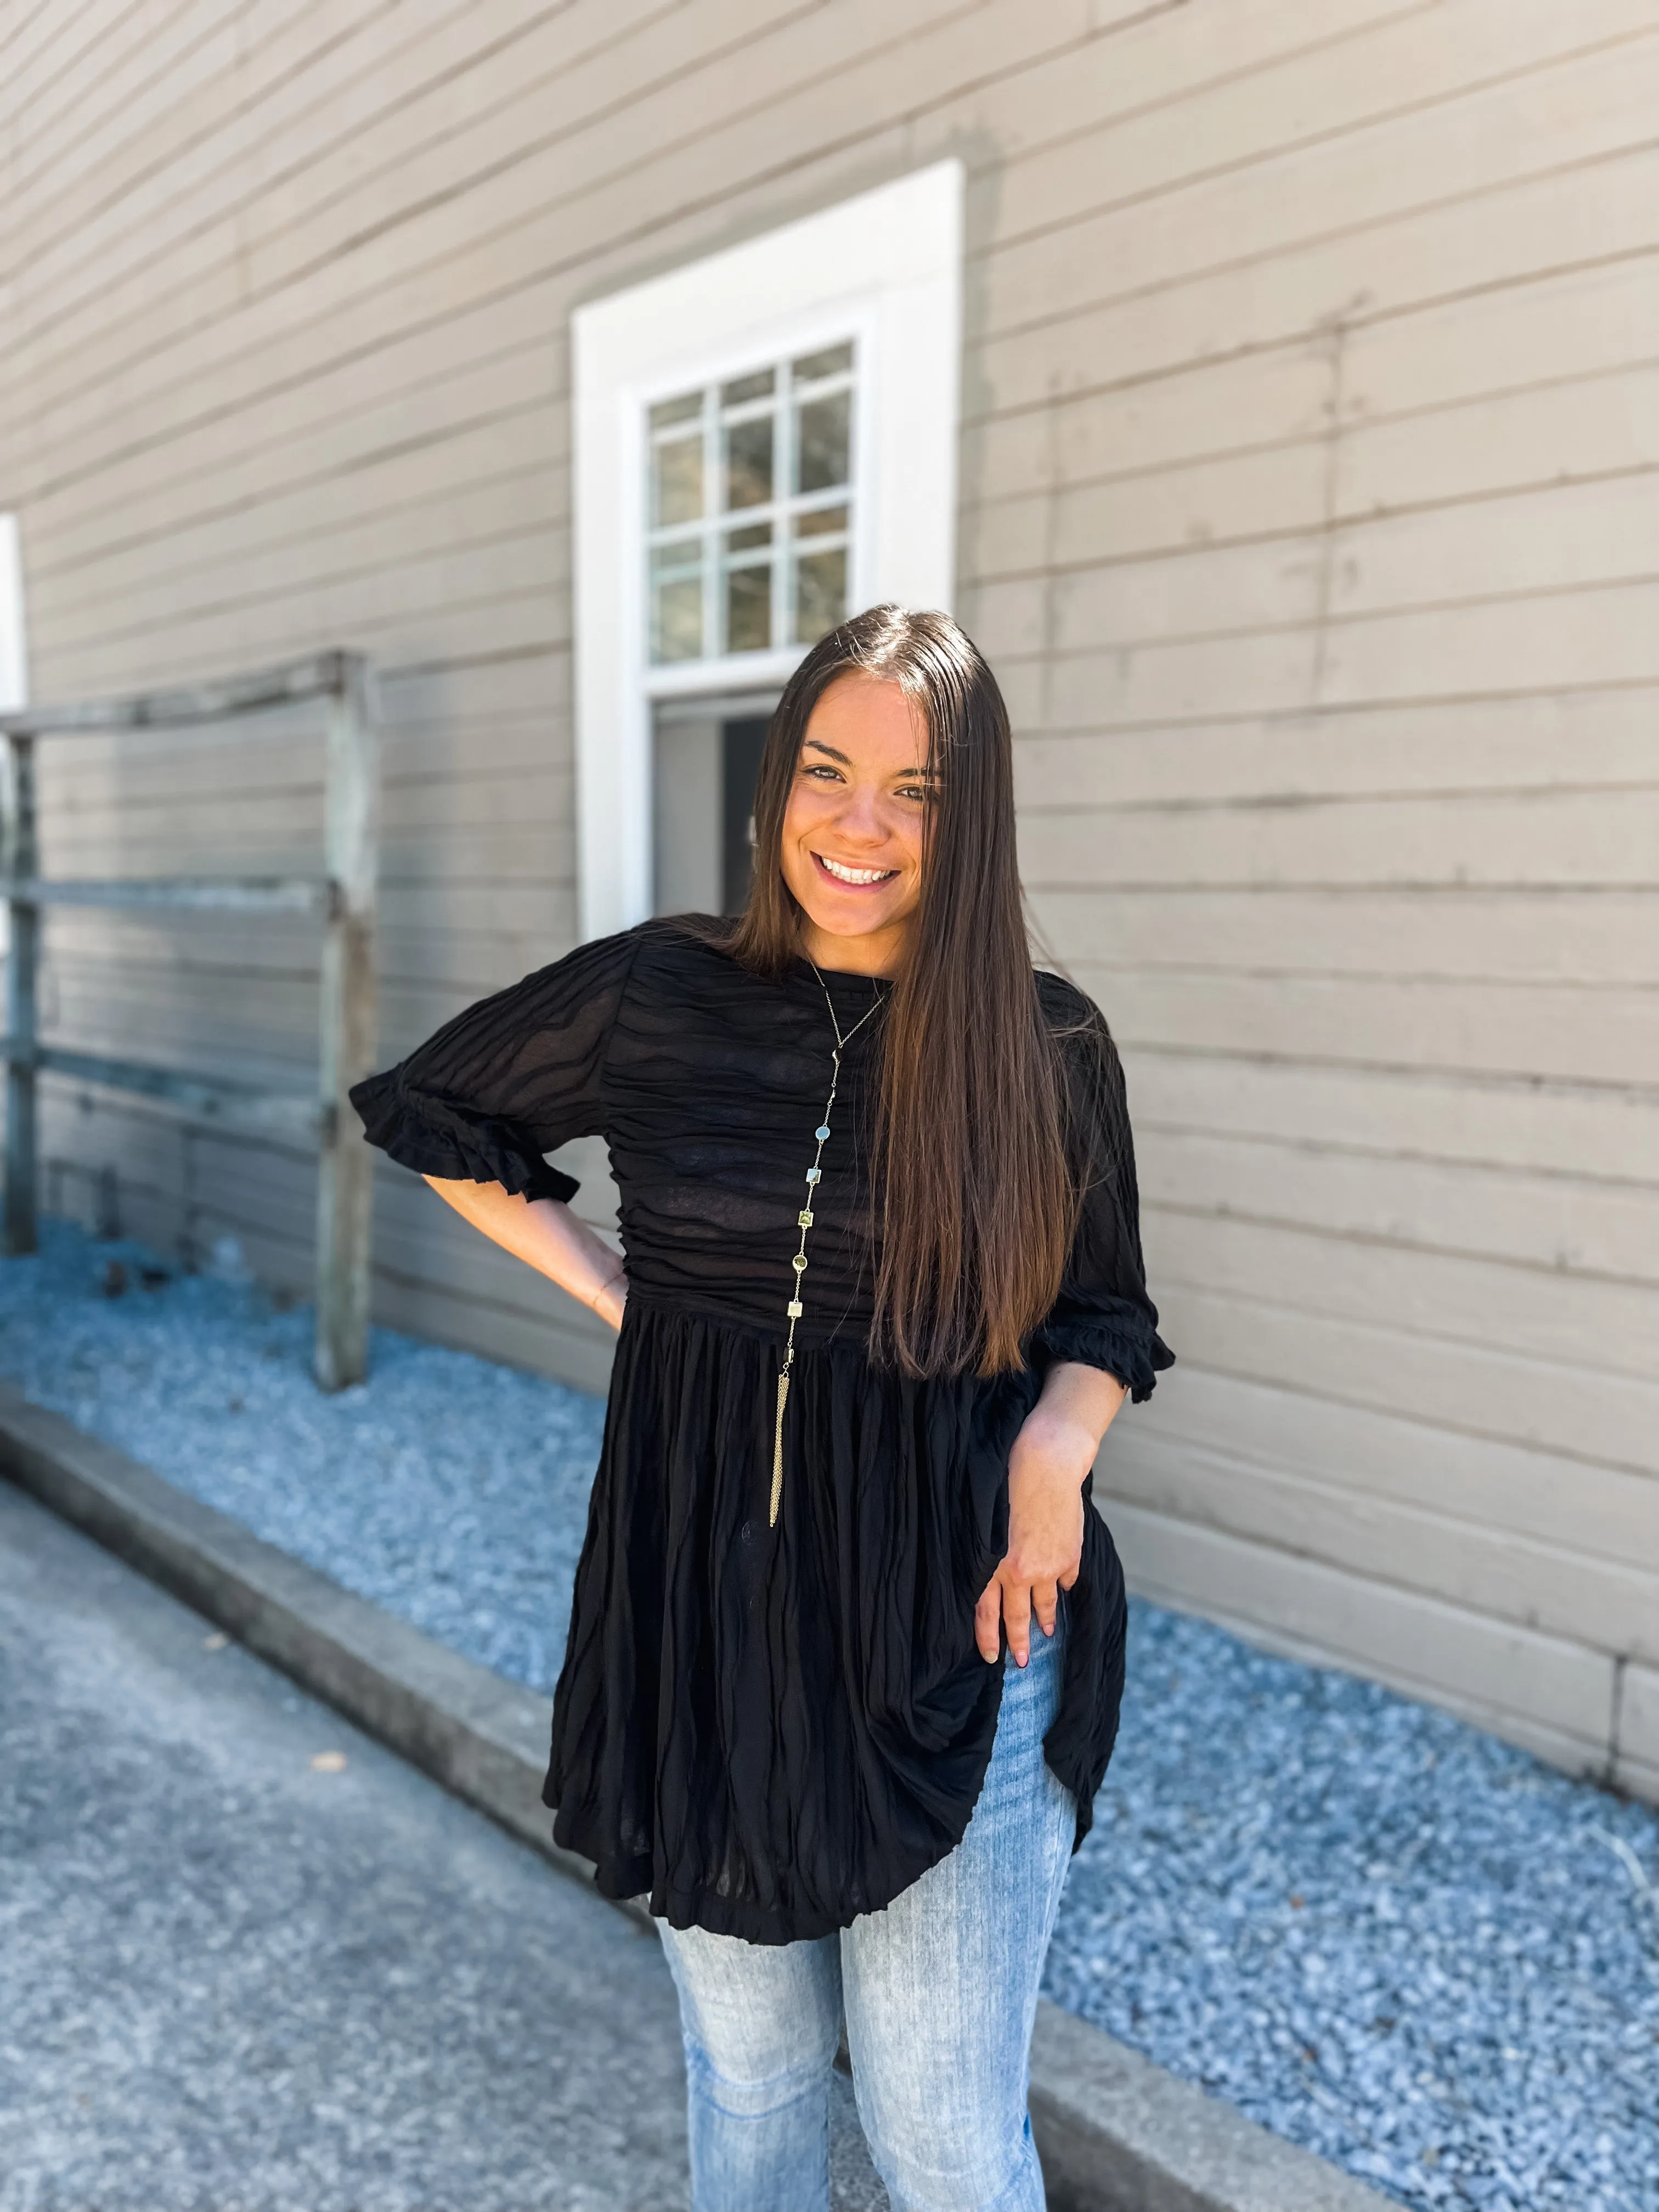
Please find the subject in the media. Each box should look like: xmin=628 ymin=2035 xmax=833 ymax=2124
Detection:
xmin=350 ymin=921 xmax=1172 ymax=1944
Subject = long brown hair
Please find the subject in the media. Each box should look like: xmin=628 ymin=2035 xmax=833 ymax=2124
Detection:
xmin=718 ymin=604 xmax=1078 ymax=1378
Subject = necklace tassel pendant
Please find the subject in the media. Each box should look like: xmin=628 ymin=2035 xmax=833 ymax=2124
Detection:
xmin=769 ymin=1369 xmax=791 ymax=1528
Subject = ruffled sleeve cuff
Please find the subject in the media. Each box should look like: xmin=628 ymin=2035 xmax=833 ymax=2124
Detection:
xmin=1032 ymin=1303 xmax=1175 ymax=1404
xmin=348 ymin=1066 xmax=580 ymax=1205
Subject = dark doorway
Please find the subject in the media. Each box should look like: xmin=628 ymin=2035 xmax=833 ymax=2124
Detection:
xmin=721 ymin=716 xmax=769 ymax=915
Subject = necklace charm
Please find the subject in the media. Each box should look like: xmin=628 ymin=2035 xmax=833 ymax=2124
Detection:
xmin=769 ymin=970 xmax=884 ymax=1529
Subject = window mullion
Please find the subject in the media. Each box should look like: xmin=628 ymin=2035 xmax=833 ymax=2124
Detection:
xmin=704 ymin=385 xmax=719 ymax=662
xmin=775 ymin=364 xmax=792 ymax=650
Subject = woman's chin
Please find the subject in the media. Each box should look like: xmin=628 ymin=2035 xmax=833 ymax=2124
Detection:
xmin=795 ymin=893 xmax=907 ymax=946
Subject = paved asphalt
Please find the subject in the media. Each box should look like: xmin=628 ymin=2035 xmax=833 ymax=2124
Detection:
xmin=0 ymin=1479 xmax=888 ymax=2211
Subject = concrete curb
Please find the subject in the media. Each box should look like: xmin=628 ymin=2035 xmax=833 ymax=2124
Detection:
xmin=1029 ymin=2004 xmax=1390 ymax=2212
xmin=2 ymin=1381 xmax=1391 ymax=2212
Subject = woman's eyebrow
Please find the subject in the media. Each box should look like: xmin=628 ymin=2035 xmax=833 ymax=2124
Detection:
xmin=802 ymin=737 xmax=936 ymax=779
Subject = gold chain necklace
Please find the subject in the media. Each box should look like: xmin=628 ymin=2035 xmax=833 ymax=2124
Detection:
xmin=769 ymin=962 xmax=887 ymax=1528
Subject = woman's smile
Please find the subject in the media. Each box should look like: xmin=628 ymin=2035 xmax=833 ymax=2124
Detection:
xmin=811 ymin=851 xmax=900 ymax=888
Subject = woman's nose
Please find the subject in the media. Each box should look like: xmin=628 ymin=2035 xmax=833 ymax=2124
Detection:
xmin=833 ymin=785 xmax=888 ymax=844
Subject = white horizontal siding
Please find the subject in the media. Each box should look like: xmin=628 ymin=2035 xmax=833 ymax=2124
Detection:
xmin=3 ymin=0 xmax=1654 ymax=1795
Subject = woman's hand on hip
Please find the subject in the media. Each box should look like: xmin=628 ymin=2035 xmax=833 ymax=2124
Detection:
xmin=420 ymin=1179 xmax=629 ymax=1331
xmin=975 ymin=1363 xmax=1127 ymax=1667
xmin=589 ymin=1269 xmax=628 ymax=1331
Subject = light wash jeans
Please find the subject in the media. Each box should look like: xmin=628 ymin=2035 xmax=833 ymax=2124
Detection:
xmin=656 ymin=1607 xmax=1076 ymax=2212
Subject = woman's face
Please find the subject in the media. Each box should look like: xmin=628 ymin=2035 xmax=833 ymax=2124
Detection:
xmin=778 ymin=672 xmax=932 ymax=976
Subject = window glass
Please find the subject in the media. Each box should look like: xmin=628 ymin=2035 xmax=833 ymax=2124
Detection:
xmin=792 ymin=503 xmax=849 ymax=641
xmin=650 ymin=392 xmax=702 ymax=428
xmin=652 ymin=435 xmax=703 ymax=528
xmin=723 ymin=522 xmax=772 ymax=653
xmin=648 ymin=388 xmax=704 ymax=531
xmin=724 ymin=415 xmax=774 ymax=511
xmin=650 ymin=541 xmax=704 ymax=662
xmin=795 ymin=545 xmax=846 ymax=645
xmin=795 ymin=392 xmax=850 ymax=495
xmin=645 ymin=341 xmax=855 ymax=664
xmin=791 ymin=342 xmax=853 ymax=385
xmin=725 ymin=566 xmax=771 ymax=653
xmin=722 ymin=368 xmax=776 ymax=406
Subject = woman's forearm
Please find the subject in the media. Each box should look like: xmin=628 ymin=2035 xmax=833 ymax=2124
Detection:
xmin=1033 ymin=1358 xmax=1127 ymax=1456
xmin=975 ymin=1360 xmax=1130 ymax=1666
xmin=421 ymin=1176 xmax=628 ymax=1330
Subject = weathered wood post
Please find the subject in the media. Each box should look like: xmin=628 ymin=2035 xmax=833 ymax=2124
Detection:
xmin=313 ymin=652 xmax=378 ymax=1391
xmin=3 ymin=732 xmax=38 ymax=1257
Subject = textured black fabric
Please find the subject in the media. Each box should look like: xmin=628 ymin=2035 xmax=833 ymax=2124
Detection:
xmin=349 ymin=921 xmax=1172 ymax=1943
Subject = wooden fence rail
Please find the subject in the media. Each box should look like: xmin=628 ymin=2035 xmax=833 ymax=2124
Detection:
xmin=0 ymin=650 xmax=379 ymax=1390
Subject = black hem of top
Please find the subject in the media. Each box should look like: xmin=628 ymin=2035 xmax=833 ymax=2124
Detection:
xmin=547 ymin=1796 xmax=1004 ymax=1948
xmin=541 ymin=1654 xmax=1110 ymax=1950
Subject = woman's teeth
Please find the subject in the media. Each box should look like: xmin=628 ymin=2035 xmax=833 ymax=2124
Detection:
xmin=815 ymin=854 xmax=898 ymax=885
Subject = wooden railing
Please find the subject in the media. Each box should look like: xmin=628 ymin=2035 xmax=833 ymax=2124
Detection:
xmin=0 ymin=651 xmax=379 ymax=1390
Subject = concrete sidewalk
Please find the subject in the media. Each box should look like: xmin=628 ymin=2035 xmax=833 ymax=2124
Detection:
xmin=2 ymin=1380 xmax=1391 ymax=2212
xmin=0 ymin=1476 xmax=892 ymax=2210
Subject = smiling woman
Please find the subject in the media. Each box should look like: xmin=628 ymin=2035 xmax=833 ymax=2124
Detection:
xmin=782 ymin=674 xmax=928 ymax=962
xmin=349 ymin=604 xmax=1172 ymax=2212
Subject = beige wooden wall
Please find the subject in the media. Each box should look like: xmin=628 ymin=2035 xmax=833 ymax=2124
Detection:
xmin=2 ymin=0 xmax=1654 ymax=1795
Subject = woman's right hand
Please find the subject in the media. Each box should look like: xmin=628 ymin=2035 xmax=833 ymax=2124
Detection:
xmin=422 ymin=1178 xmax=629 ymax=1331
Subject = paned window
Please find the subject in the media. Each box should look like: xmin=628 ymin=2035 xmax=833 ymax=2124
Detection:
xmin=645 ymin=343 xmax=855 ymax=665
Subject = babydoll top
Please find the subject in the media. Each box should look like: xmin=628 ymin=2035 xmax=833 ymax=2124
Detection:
xmin=350 ymin=919 xmax=1173 ymax=1944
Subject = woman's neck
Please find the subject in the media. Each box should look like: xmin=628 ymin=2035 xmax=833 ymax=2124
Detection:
xmin=796 ymin=918 xmax=910 ymax=980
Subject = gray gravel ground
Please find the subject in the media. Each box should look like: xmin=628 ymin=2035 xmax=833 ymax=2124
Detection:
xmin=4 ymin=1220 xmax=1656 ymax=2212
xmin=1049 ymin=1611 xmax=1658 ymax=2212
xmin=0 ymin=1475 xmax=889 ymax=2211
xmin=2 ymin=1223 xmax=606 ymax=1689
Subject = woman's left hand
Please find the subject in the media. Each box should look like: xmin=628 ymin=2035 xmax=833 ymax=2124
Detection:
xmin=975 ymin=1364 xmax=1127 ymax=1666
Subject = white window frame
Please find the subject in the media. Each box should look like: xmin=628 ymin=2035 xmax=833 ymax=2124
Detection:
xmin=571 ymin=160 xmax=963 ymax=940
xmin=0 ymin=514 xmax=28 ymax=713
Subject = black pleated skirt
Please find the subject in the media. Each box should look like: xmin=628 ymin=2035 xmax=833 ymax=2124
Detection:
xmin=541 ymin=1291 xmax=1128 ymax=1945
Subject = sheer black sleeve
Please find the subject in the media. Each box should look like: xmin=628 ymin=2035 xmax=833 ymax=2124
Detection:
xmin=1031 ymin=972 xmax=1175 ymax=1402
xmin=349 ymin=927 xmax=642 ymax=1205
